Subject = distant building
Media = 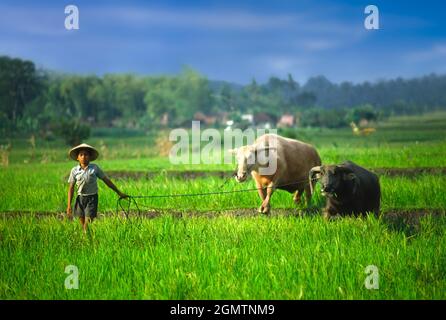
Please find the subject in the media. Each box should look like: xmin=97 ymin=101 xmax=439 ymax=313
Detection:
xmin=359 ymin=118 xmax=369 ymax=127
xmin=224 ymin=120 xmax=234 ymax=131
xmin=193 ymin=112 xmax=217 ymax=126
xmin=217 ymin=112 xmax=230 ymax=126
xmin=241 ymin=114 xmax=254 ymax=124
xmin=254 ymin=112 xmax=277 ymax=129
xmin=277 ymin=114 xmax=295 ymax=128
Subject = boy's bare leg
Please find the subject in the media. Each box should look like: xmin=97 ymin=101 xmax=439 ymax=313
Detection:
xmin=79 ymin=217 xmax=87 ymax=234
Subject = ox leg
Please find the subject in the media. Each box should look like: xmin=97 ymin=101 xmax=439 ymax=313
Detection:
xmin=256 ymin=183 xmax=266 ymax=213
xmin=293 ymin=189 xmax=302 ymax=205
xmin=293 ymin=188 xmax=306 ymax=217
xmin=261 ymin=183 xmax=274 ymax=214
xmin=373 ymin=206 xmax=380 ymax=218
xmin=323 ymin=206 xmax=339 ymax=220
xmin=304 ymin=184 xmax=313 ymax=207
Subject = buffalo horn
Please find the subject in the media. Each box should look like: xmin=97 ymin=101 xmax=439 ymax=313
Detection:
xmin=309 ymin=166 xmax=322 ymax=195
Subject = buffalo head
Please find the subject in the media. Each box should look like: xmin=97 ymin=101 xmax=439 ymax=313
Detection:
xmin=309 ymin=164 xmax=360 ymax=198
xmin=228 ymin=145 xmax=277 ymax=182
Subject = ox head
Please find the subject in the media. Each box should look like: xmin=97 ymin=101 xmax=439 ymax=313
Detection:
xmin=228 ymin=145 xmax=277 ymax=183
xmin=309 ymin=164 xmax=360 ymax=198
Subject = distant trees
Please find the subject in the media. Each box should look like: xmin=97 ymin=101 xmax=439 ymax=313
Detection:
xmin=299 ymin=108 xmax=349 ymax=128
xmin=346 ymin=104 xmax=379 ymax=124
xmin=55 ymin=119 xmax=91 ymax=146
xmin=1 ymin=55 xmax=445 ymax=138
xmin=300 ymin=74 xmax=446 ymax=113
xmin=0 ymin=56 xmax=46 ymax=136
xmin=144 ymin=68 xmax=213 ymax=128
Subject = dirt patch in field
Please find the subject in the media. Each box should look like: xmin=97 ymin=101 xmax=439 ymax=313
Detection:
xmin=0 ymin=208 xmax=303 ymax=220
xmin=381 ymin=209 xmax=446 ymax=237
xmin=105 ymin=167 xmax=446 ymax=180
xmin=1 ymin=208 xmax=444 ymax=220
xmin=373 ymin=167 xmax=446 ymax=177
xmin=2 ymin=208 xmax=443 ymax=240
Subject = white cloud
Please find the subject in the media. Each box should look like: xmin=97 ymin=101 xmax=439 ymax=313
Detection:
xmin=0 ymin=4 xmax=363 ymax=41
xmin=404 ymin=43 xmax=446 ymax=62
xmin=255 ymin=55 xmax=309 ymax=73
xmin=301 ymin=39 xmax=339 ymax=51
xmin=95 ymin=7 xmax=298 ymax=31
xmin=93 ymin=5 xmax=363 ymax=38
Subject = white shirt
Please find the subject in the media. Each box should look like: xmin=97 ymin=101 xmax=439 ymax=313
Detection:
xmin=68 ymin=163 xmax=106 ymax=195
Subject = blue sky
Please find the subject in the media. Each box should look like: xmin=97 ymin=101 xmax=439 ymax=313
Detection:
xmin=0 ymin=0 xmax=445 ymax=84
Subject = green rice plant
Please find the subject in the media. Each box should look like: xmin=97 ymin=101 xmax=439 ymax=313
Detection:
xmin=0 ymin=214 xmax=445 ymax=299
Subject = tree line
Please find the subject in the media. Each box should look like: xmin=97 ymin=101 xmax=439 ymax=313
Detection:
xmin=1 ymin=55 xmax=445 ymax=142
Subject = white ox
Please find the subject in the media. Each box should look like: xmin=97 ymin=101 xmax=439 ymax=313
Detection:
xmin=229 ymin=134 xmax=321 ymax=214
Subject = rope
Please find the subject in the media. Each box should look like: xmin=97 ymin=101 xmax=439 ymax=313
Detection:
xmin=117 ymin=195 xmax=141 ymax=219
xmin=116 ymin=176 xmax=318 ymax=218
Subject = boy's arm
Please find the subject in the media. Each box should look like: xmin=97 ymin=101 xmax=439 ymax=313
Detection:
xmin=102 ymin=176 xmax=128 ymax=198
xmin=67 ymin=182 xmax=75 ymax=218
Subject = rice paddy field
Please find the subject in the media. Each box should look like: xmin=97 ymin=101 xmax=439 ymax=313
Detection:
xmin=1 ymin=112 xmax=446 ymax=299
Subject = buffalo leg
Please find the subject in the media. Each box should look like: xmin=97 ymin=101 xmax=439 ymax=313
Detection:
xmin=373 ymin=206 xmax=380 ymax=218
xmin=323 ymin=206 xmax=338 ymax=220
xmin=293 ymin=188 xmax=303 ymax=204
xmin=304 ymin=184 xmax=313 ymax=207
xmin=261 ymin=183 xmax=274 ymax=214
xmin=256 ymin=182 xmax=266 ymax=213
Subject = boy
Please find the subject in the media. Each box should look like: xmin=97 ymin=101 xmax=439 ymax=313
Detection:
xmin=67 ymin=143 xmax=128 ymax=233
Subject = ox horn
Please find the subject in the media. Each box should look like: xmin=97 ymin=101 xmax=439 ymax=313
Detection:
xmin=309 ymin=166 xmax=322 ymax=195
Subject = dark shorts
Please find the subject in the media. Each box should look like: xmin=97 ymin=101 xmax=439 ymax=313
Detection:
xmin=74 ymin=194 xmax=98 ymax=218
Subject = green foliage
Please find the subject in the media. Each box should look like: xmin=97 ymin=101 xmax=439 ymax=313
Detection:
xmin=1 ymin=56 xmax=446 ymax=139
xmin=91 ymin=127 xmax=145 ymax=138
xmin=299 ymin=108 xmax=349 ymax=128
xmin=346 ymin=104 xmax=379 ymax=123
xmin=54 ymin=119 xmax=91 ymax=146
xmin=0 ymin=111 xmax=13 ymax=137
xmin=1 ymin=212 xmax=445 ymax=299
xmin=0 ymin=113 xmax=446 ymax=299
xmin=143 ymin=68 xmax=213 ymax=128
xmin=0 ymin=56 xmax=46 ymax=130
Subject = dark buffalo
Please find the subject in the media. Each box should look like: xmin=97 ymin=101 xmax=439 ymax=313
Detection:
xmin=309 ymin=161 xmax=380 ymax=219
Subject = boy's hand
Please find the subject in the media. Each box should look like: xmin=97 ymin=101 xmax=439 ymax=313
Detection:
xmin=66 ymin=206 xmax=73 ymax=220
